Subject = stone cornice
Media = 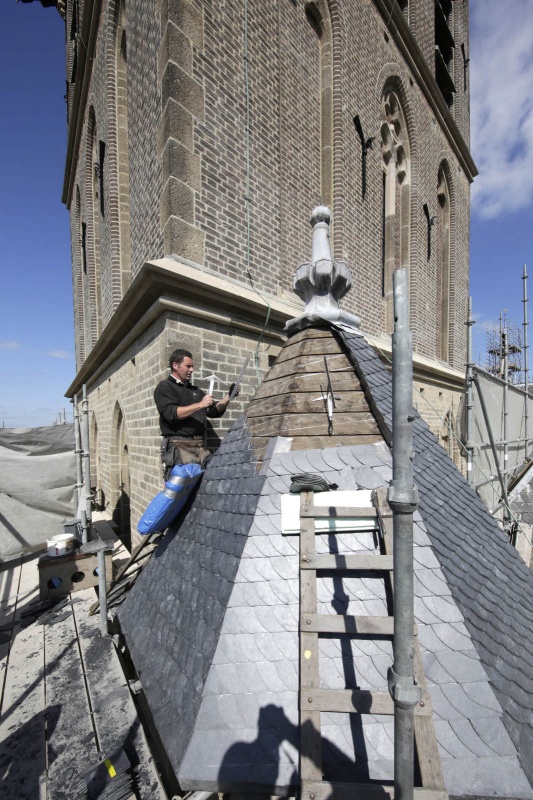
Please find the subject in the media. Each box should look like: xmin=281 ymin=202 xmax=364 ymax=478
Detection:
xmin=364 ymin=331 xmax=466 ymax=390
xmin=62 ymin=0 xmax=103 ymax=208
xmin=65 ymin=257 xmax=303 ymax=397
xmin=372 ymin=0 xmax=478 ymax=182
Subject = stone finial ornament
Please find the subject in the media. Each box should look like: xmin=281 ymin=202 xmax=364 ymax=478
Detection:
xmin=285 ymin=206 xmax=361 ymax=333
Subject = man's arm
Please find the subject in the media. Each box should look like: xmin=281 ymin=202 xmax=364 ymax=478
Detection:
xmin=154 ymin=381 xmax=213 ymax=424
xmin=177 ymin=394 xmax=214 ymax=419
xmin=207 ymin=391 xmax=232 ymax=418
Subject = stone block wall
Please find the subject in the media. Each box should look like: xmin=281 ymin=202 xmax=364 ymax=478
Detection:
xmin=86 ymin=313 xmax=279 ymax=547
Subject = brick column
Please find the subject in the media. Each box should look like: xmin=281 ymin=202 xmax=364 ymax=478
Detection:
xmin=158 ymin=0 xmax=205 ymax=264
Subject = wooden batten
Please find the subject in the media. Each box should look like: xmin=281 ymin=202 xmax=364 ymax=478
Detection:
xmin=246 ymin=327 xmax=383 ymax=460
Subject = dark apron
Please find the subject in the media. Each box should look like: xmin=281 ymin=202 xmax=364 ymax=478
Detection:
xmin=161 ymin=436 xmax=211 ymax=480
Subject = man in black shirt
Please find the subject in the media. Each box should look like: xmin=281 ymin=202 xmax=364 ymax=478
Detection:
xmin=154 ymin=348 xmax=233 ymax=475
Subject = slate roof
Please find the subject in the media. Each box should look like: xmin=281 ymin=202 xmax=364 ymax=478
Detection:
xmin=118 ymin=324 xmax=533 ymax=799
xmin=337 ymin=325 xmax=533 ymax=792
xmin=118 ymin=420 xmax=266 ymax=769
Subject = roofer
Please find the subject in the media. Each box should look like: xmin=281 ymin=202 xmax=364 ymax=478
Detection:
xmin=154 ymin=348 xmax=235 ymax=477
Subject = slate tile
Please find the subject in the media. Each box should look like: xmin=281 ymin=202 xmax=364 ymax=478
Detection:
xmin=440 ymin=755 xmax=532 ymax=798
xmin=414 ymin=568 xmax=452 ymax=597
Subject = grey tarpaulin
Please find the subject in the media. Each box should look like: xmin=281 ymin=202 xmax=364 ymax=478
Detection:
xmin=0 ymin=424 xmax=76 ymax=562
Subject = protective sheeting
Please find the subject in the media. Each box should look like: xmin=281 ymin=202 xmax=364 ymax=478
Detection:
xmin=469 ymin=368 xmax=533 ymax=511
xmin=0 ymin=424 xmax=76 ymax=562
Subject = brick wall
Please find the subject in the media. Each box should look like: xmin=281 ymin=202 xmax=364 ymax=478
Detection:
xmin=87 ymin=313 xmax=278 ymax=547
xmin=64 ymin=0 xmax=474 ymax=538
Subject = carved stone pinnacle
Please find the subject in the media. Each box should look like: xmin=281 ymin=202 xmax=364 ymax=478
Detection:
xmin=285 ymin=206 xmax=361 ymax=333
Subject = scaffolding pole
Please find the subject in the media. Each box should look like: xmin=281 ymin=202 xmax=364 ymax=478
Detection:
xmin=466 ymin=297 xmax=475 ymax=483
xmin=522 ymin=264 xmax=529 ymax=461
xmin=73 ymin=397 xmax=83 ymax=514
xmin=502 ymin=330 xmax=509 ymax=484
xmin=387 ymin=268 xmax=420 ymax=800
xmin=81 ymin=384 xmax=92 ymax=543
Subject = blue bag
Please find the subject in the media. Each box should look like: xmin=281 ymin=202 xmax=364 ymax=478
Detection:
xmin=137 ymin=463 xmax=203 ymax=535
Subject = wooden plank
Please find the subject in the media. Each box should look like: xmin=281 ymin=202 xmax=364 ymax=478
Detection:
xmin=301 ymin=506 xmax=378 ymax=519
xmin=247 ymin=412 xmax=380 ymax=439
xmin=252 ymin=369 xmax=363 ymax=400
xmin=263 ymin=353 xmax=354 ymax=383
xmin=289 ymin=433 xmax=383 ymax=451
xmin=301 ymin=781 xmax=448 ymax=800
xmin=301 ymin=687 xmax=431 ymax=716
xmin=302 ymin=688 xmax=394 ymax=715
xmin=375 ymin=489 xmax=446 ymax=793
xmin=45 ymin=601 xmax=99 ymax=800
xmin=301 ymin=613 xmax=394 ymax=636
xmin=275 ymin=335 xmax=345 ymax=364
xmin=246 ymin=390 xmax=370 ymax=418
xmin=413 ymin=643 xmax=446 ymax=789
xmin=299 ymin=493 xmax=322 ymax=782
xmin=73 ymin=592 xmax=166 ymax=798
xmin=300 ymin=553 xmax=392 ymax=571
xmin=0 ymin=556 xmax=47 ymax=800
xmin=283 ymin=327 xmax=337 ymax=345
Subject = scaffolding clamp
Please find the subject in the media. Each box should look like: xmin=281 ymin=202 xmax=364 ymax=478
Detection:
xmin=387 ymin=481 xmax=419 ymax=514
xmin=387 ymin=666 xmax=422 ymax=709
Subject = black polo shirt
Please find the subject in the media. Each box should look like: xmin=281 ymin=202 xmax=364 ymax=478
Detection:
xmin=154 ymin=374 xmax=224 ymax=437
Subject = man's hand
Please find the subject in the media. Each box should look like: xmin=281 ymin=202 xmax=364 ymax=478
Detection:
xmin=176 ymin=394 xmax=213 ymax=419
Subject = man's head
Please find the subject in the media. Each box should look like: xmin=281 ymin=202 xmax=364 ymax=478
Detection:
xmin=169 ymin=348 xmax=194 ymax=383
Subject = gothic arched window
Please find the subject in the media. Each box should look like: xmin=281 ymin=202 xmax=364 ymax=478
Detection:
xmin=381 ymin=88 xmax=411 ymax=333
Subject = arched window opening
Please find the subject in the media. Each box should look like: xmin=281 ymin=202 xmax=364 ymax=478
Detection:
xmin=437 ymin=166 xmax=451 ymax=361
xmin=111 ymin=403 xmax=131 ymax=549
xmin=441 ymin=409 xmax=454 ymax=459
xmin=381 ymin=88 xmax=411 ymax=333
xmin=90 ymin=412 xmax=105 ymax=510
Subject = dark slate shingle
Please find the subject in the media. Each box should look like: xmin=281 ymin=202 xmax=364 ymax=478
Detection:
xmin=118 ymin=418 xmax=266 ymax=774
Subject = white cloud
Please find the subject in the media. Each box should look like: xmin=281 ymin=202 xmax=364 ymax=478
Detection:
xmin=46 ymin=349 xmax=71 ymax=359
xmin=0 ymin=340 xmax=21 ymax=350
xmin=470 ymin=0 xmax=533 ymax=219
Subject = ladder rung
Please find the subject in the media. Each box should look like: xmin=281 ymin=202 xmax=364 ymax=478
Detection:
xmin=301 ymin=688 xmax=393 ymax=714
xmin=301 ymin=505 xmax=377 ymax=519
xmin=300 ymin=687 xmax=431 ymax=716
xmin=301 ymin=613 xmax=394 ymax=635
xmin=300 ymin=554 xmax=393 ymax=571
xmin=301 ymin=782 xmax=448 ymax=800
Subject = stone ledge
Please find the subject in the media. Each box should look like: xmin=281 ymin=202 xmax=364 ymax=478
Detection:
xmin=66 ymin=257 xmax=303 ymax=396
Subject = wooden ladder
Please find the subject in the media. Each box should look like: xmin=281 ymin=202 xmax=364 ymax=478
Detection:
xmin=296 ymin=489 xmax=448 ymax=800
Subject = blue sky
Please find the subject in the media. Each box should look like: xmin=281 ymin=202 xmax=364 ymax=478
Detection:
xmin=0 ymin=1 xmax=531 ymax=427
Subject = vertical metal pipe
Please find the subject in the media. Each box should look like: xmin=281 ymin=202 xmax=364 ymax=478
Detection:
xmin=502 ymin=329 xmax=509 ymax=486
xmin=387 ymin=268 xmax=420 ymax=800
xmin=81 ymin=384 xmax=92 ymax=542
xmin=73 ymin=397 xmax=84 ymax=516
xmin=97 ymin=547 xmax=108 ymax=637
xmin=523 ymin=265 xmax=529 ymax=461
xmin=466 ymin=297 xmax=475 ymax=483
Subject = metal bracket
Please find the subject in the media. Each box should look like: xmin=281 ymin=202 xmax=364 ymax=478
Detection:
xmin=387 ymin=666 xmax=422 ymax=709
xmin=387 ymin=480 xmax=419 ymax=513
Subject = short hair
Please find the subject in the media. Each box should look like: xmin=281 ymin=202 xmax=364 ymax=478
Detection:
xmin=169 ymin=348 xmax=193 ymax=370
